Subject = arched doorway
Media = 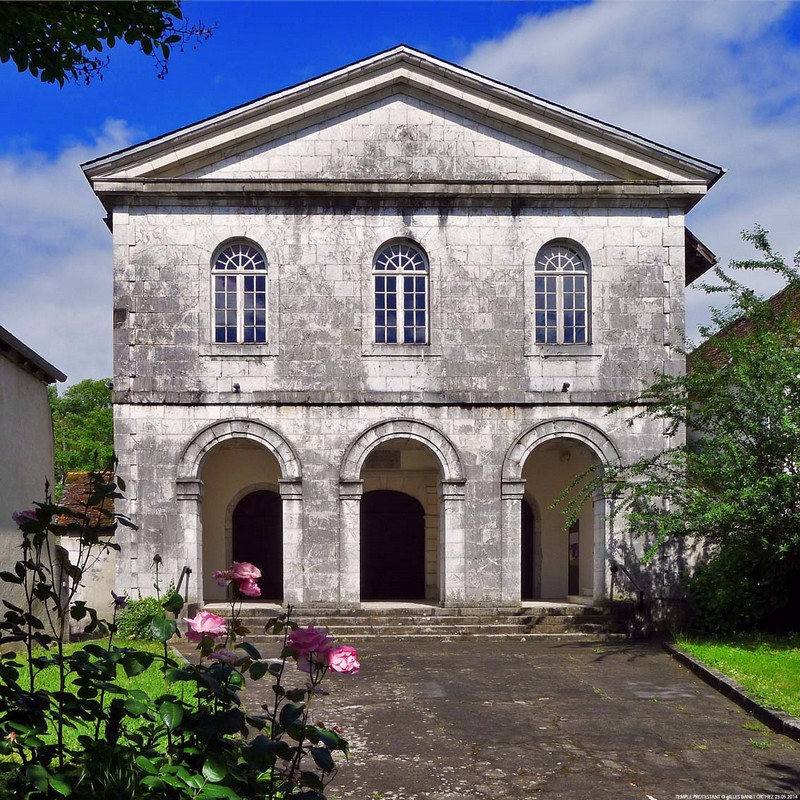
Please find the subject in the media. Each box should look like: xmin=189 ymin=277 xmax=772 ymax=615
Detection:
xmin=199 ymin=439 xmax=282 ymax=601
xmin=361 ymin=490 xmax=426 ymax=601
xmin=521 ymin=439 xmax=598 ymax=600
xmin=232 ymin=490 xmax=283 ymax=601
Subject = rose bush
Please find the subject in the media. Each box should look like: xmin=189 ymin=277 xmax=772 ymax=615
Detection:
xmin=0 ymin=472 xmax=361 ymax=800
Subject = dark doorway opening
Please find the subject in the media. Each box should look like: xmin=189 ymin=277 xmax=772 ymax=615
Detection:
xmin=361 ymin=490 xmax=425 ymax=601
xmin=521 ymin=498 xmax=535 ymax=601
xmin=232 ymin=490 xmax=282 ymax=601
xmin=568 ymin=520 xmax=580 ymax=597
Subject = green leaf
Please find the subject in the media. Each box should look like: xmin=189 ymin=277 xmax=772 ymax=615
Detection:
xmin=199 ymin=785 xmax=239 ymax=799
xmin=48 ymin=774 xmax=73 ymax=797
xmin=201 ymin=757 xmax=227 ymax=783
xmin=299 ymin=771 xmax=325 ymax=791
xmin=125 ymin=698 xmax=149 ymax=715
xmin=310 ymin=746 xmax=335 ymax=773
xmin=26 ymin=764 xmax=50 ymax=793
xmin=249 ymin=661 xmax=269 ymax=680
xmin=121 ymin=650 xmax=155 ymax=677
xmin=279 ymin=702 xmax=305 ymax=728
xmin=161 ymin=592 xmax=184 ymax=613
xmin=150 ymin=616 xmax=178 ymax=642
xmin=158 ymin=700 xmax=184 ymax=730
xmin=134 ymin=756 xmax=159 ymax=775
xmin=235 ymin=641 xmax=262 ymax=660
xmin=316 ymin=728 xmax=342 ymax=749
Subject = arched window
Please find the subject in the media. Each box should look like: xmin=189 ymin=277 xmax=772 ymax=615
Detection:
xmin=373 ymin=241 xmax=428 ymax=344
xmin=212 ymin=242 xmax=267 ymax=344
xmin=534 ymin=242 xmax=589 ymax=344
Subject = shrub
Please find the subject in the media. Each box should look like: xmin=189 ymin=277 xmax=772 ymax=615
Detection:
xmin=0 ymin=471 xmax=359 ymax=799
xmin=116 ymin=595 xmax=163 ymax=639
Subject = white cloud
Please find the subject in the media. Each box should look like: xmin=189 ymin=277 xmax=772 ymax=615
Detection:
xmin=464 ymin=0 xmax=800 ymax=343
xmin=0 ymin=120 xmax=137 ymax=386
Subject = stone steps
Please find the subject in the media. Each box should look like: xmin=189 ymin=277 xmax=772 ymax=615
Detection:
xmin=201 ymin=602 xmax=624 ymax=641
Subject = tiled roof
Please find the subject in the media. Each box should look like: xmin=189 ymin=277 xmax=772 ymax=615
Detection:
xmin=690 ymin=282 xmax=800 ymax=368
xmin=54 ymin=472 xmax=116 ymax=534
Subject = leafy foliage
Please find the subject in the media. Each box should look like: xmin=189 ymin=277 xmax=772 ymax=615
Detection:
xmin=49 ymin=379 xmax=114 ymax=487
xmin=0 ymin=1 xmax=213 ymax=86
xmin=0 ymin=471 xmax=356 ymax=799
xmin=117 ymin=595 xmax=167 ymax=640
xmin=564 ymin=227 xmax=800 ymax=633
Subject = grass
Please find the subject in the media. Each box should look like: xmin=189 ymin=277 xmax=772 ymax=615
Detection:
xmin=676 ymin=634 xmax=800 ymax=718
xmin=5 ymin=639 xmax=195 ymax=751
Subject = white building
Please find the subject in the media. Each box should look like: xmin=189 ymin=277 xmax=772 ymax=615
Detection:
xmin=0 ymin=325 xmax=65 ymax=608
xmin=82 ymin=46 xmax=721 ymax=609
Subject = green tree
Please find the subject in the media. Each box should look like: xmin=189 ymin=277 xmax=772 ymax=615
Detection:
xmin=0 ymin=1 xmax=212 ymax=86
xmin=568 ymin=228 xmax=800 ymax=633
xmin=50 ymin=378 xmax=114 ymax=486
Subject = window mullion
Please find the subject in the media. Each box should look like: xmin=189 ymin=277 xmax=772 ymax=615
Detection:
xmin=398 ymin=273 xmax=406 ymax=344
xmin=557 ymin=274 xmax=564 ymax=344
xmin=236 ymin=272 xmax=244 ymax=343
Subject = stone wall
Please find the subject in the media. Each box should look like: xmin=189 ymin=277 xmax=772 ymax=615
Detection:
xmin=114 ymin=401 xmax=673 ymax=606
xmin=110 ymin=198 xmax=685 ymax=403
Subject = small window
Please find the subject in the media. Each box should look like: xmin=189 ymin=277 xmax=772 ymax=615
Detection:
xmin=534 ymin=242 xmax=589 ymax=345
xmin=373 ymin=241 xmax=428 ymax=344
xmin=212 ymin=242 xmax=267 ymax=344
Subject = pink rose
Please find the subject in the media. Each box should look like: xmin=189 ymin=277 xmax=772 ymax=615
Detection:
xmin=209 ymin=648 xmax=240 ymax=665
xmin=328 ymin=645 xmax=360 ymax=675
xmin=231 ymin=562 xmax=262 ymax=582
xmin=184 ymin=610 xmax=228 ymax=642
xmin=12 ymin=509 xmax=38 ymax=527
xmin=213 ymin=568 xmax=233 ymax=588
xmin=288 ymin=624 xmax=334 ymax=657
xmin=237 ymin=579 xmax=261 ymax=598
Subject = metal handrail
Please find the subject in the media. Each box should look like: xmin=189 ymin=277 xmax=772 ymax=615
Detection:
xmin=608 ymin=559 xmax=644 ymax=609
xmin=175 ymin=565 xmax=192 ymax=603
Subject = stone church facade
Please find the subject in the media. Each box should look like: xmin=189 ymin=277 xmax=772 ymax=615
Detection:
xmin=83 ymin=47 xmax=721 ymax=609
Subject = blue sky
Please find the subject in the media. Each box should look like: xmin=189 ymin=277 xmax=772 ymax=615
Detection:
xmin=1 ymin=0 xmax=799 ymax=384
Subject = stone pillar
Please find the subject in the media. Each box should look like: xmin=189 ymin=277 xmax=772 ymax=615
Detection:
xmin=440 ymin=479 xmax=466 ymax=606
xmin=500 ymin=479 xmax=526 ymax=604
xmin=593 ymin=489 xmax=608 ymax=604
xmin=338 ymin=480 xmax=363 ymax=606
xmin=279 ymin=478 xmax=304 ymax=606
xmin=176 ymin=478 xmax=203 ymax=606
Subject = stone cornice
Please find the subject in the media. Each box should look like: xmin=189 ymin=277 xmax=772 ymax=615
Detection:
xmin=92 ymin=178 xmax=708 ymax=208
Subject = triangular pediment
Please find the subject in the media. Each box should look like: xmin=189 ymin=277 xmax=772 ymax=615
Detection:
xmin=177 ymin=93 xmax=619 ymax=182
xmin=83 ymin=46 xmax=723 ymax=190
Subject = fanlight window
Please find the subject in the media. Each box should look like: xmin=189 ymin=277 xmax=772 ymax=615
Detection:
xmin=534 ymin=243 xmax=589 ymax=345
xmin=212 ymin=243 xmax=267 ymax=344
xmin=373 ymin=242 xmax=428 ymax=344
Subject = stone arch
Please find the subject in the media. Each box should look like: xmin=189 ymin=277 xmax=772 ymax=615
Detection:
xmin=340 ymin=418 xmax=464 ymax=483
xmin=338 ymin=418 xmax=466 ymax=606
xmin=177 ymin=419 xmax=302 ymax=483
xmin=175 ymin=419 xmax=303 ymax=606
xmin=502 ymin=418 xmax=620 ymax=483
xmin=500 ymin=419 xmax=620 ymax=605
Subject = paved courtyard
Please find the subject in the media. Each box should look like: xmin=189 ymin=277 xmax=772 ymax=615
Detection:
xmin=243 ymin=638 xmax=800 ymax=800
